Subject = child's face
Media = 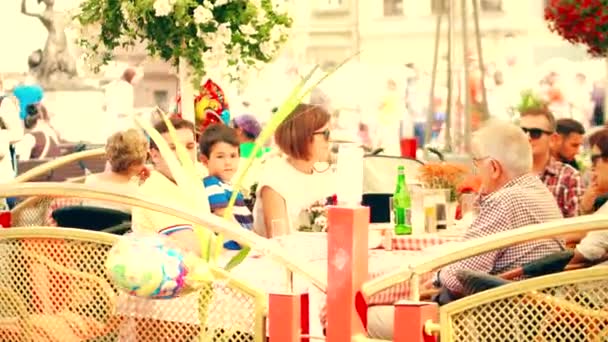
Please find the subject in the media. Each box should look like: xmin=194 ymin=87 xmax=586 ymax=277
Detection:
xmin=202 ymin=142 xmax=240 ymax=182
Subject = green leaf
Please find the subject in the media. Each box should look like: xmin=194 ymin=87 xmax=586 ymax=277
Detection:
xmin=224 ymin=246 xmax=252 ymax=271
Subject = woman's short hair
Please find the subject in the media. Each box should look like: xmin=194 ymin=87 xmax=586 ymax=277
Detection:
xmin=105 ymin=129 xmax=149 ymax=173
xmin=591 ymin=128 xmax=608 ymax=157
xmin=274 ymin=103 xmax=330 ymax=160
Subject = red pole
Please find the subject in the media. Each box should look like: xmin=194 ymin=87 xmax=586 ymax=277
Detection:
xmin=393 ymin=301 xmax=439 ymax=342
xmin=325 ymin=206 xmax=370 ymax=341
xmin=269 ymin=293 xmax=302 ymax=342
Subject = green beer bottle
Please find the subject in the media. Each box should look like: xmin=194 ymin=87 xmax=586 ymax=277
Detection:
xmin=393 ymin=165 xmax=412 ymax=235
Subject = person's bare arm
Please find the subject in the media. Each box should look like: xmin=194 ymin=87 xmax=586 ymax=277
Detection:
xmin=21 ymin=0 xmax=40 ymax=18
xmin=260 ymin=185 xmax=288 ymax=238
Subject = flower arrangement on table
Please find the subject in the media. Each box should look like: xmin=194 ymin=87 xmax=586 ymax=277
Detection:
xmin=418 ymin=163 xmax=469 ymax=202
xmin=74 ymin=0 xmax=292 ymax=85
xmin=545 ymin=0 xmax=608 ymax=57
xmin=298 ymin=200 xmax=329 ymax=233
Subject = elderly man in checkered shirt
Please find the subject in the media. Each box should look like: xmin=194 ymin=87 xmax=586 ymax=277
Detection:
xmin=434 ymin=120 xmax=565 ymax=297
xmin=367 ymin=120 xmax=565 ymax=340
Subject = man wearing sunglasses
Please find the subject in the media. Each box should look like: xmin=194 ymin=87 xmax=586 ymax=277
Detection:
xmin=520 ymin=108 xmax=582 ymax=218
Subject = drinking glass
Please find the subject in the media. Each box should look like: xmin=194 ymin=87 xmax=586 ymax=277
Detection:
xmin=423 ymin=190 xmax=438 ymax=233
xmin=460 ymin=193 xmax=478 ymax=217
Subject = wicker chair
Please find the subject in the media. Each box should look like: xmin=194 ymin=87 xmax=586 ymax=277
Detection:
xmin=0 ymin=183 xmax=326 ymax=342
xmin=11 ymin=148 xmax=105 ymax=227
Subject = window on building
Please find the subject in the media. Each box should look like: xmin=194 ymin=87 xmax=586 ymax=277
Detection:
xmin=480 ymin=0 xmax=502 ymax=12
xmin=153 ymin=90 xmax=169 ymax=112
xmin=318 ymin=0 xmax=342 ymax=9
xmin=384 ymin=0 xmax=403 ymax=16
xmin=431 ymin=0 xmax=449 ymax=15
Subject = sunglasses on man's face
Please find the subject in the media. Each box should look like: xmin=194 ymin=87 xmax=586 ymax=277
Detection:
xmin=521 ymin=127 xmax=553 ymax=140
xmin=313 ymin=129 xmax=331 ymax=141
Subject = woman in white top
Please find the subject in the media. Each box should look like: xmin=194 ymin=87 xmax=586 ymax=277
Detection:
xmin=84 ymin=128 xmax=149 ymax=212
xmin=253 ymin=103 xmax=335 ymax=237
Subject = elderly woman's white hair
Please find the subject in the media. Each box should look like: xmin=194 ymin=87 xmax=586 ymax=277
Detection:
xmin=472 ymin=119 xmax=532 ymax=177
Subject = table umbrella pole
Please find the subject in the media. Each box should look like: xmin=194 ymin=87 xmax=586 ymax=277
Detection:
xmin=472 ymin=0 xmax=489 ymax=121
xmin=425 ymin=12 xmax=443 ymax=149
xmin=461 ymin=0 xmax=472 ymax=153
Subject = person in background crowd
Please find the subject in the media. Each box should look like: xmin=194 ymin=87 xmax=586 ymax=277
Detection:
xmin=580 ymin=128 xmax=608 ymax=215
xmin=591 ymin=80 xmax=605 ymax=126
xmin=519 ymin=107 xmax=582 ymax=217
xmin=231 ymin=114 xmax=268 ymax=159
xmin=105 ymin=67 xmax=138 ymax=133
xmin=15 ymin=104 xmax=60 ymax=160
xmin=0 ymin=79 xmax=24 ymax=184
xmin=377 ymin=79 xmax=403 ymax=155
xmin=12 ymin=83 xmax=43 ymax=121
xmin=552 ymin=118 xmax=585 ymax=170
xmin=571 ymin=128 xmax=608 ymax=265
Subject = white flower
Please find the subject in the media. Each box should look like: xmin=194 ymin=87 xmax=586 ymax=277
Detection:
xmin=215 ymin=0 xmax=230 ymax=6
xmin=256 ymin=7 xmax=269 ymax=25
xmin=239 ymin=24 xmax=257 ymax=36
xmin=269 ymin=24 xmax=287 ymax=43
xmin=259 ymin=40 xmax=275 ymax=58
xmin=153 ymin=0 xmax=176 ymax=16
xmin=250 ymin=0 xmax=262 ymax=8
xmin=193 ymin=5 xmax=214 ymax=25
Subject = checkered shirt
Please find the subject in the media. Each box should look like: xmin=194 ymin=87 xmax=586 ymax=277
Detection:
xmin=439 ymin=173 xmax=565 ymax=294
xmin=541 ymin=158 xmax=582 ymax=218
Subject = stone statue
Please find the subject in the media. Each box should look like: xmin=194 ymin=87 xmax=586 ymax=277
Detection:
xmin=21 ymin=0 xmax=80 ymax=89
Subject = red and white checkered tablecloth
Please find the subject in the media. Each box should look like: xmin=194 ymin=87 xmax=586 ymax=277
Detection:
xmin=391 ymin=233 xmax=462 ymax=251
xmin=369 ymin=223 xmax=463 ymax=251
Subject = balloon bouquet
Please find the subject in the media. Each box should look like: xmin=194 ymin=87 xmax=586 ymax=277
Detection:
xmin=172 ymin=79 xmax=231 ymax=137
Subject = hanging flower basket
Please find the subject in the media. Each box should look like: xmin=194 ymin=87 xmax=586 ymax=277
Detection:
xmin=544 ymin=0 xmax=608 ymax=56
xmin=74 ymin=0 xmax=293 ymax=84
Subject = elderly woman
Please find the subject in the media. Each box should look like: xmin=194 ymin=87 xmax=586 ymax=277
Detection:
xmin=83 ymin=129 xmax=149 ymax=211
xmin=253 ymin=103 xmax=335 ymax=237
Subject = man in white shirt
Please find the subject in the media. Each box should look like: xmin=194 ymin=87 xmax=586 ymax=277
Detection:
xmin=104 ymin=67 xmax=138 ymax=134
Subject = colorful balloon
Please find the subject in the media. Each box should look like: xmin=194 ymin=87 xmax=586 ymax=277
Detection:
xmin=105 ymin=233 xmax=190 ymax=299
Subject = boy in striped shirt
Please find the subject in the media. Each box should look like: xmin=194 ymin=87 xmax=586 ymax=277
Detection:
xmin=200 ymin=124 xmax=254 ymax=250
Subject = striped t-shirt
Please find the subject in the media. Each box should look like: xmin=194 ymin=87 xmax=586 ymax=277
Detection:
xmin=202 ymin=176 xmax=253 ymax=250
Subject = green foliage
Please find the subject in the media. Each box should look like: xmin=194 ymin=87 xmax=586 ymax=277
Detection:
xmin=515 ymin=89 xmax=549 ymax=115
xmin=74 ymin=0 xmax=293 ymax=84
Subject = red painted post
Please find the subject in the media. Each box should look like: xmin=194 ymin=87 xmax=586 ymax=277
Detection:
xmin=326 ymin=206 xmax=370 ymax=342
xmin=393 ymin=301 xmax=439 ymax=342
xmin=300 ymin=293 xmax=309 ymax=342
xmin=269 ymin=293 xmax=302 ymax=342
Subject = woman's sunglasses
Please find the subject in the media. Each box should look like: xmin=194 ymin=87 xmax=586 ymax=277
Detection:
xmin=313 ymin=129 xmax=331 ymax=141
xmin=591 ymin=153 xmax=607 ymax=166
xmin=521 ymin=127 xmax=553 ymax=140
